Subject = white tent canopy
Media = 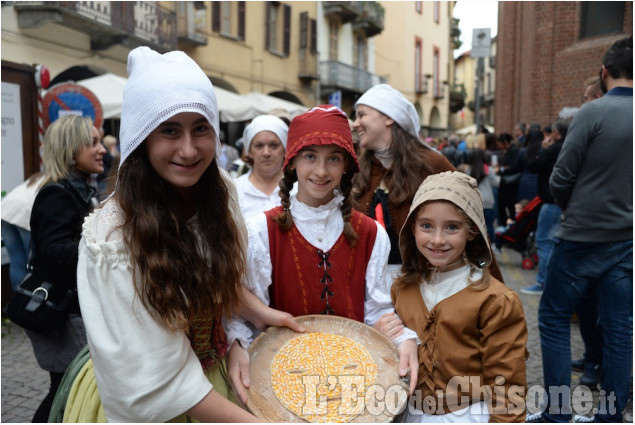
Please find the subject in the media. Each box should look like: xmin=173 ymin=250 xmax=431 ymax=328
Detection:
xmin=75 ymin=73 xmax=284 ymax=123
xmin=77 ymin=73 xmax=127 ymax=120
xmin=454 ymin=123 xmax=494 ymax=136
xmin=214 ymin=88 xmax=259 ymax=122
xmin=241 ymin=91 xmax=308 ymax=119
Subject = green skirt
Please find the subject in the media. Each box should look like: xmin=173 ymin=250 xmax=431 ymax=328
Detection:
xmin=53 ymin=346 xmax=235 ymax=423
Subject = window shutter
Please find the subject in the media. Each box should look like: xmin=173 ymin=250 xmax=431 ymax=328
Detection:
xmin=283 ymin=4 xmax=291 ymax=56
xmin=211 ymin=2 xmax=220 ymax=32
xmin=238 ymin=1 xmax=246 ymax=40
xmin=265 ymin=2 xmax=271 ymax=51
xmin=310 ymin=18 xmax=317 ymax=54
xmin=300 ymin=12 xmax=307 ymax=49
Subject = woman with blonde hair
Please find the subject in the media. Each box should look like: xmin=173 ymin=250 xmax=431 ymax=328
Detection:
xmin=25 ymin=114 xmax=105 ymax=422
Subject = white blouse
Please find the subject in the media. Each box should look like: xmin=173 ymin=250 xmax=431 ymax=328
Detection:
xmin=77 ymin=170 xmax=247 ymax=422
xmin=234 ymin=171 xmax=298 ymax=223
xmin=225 ymin=193 xmax=418 ymax=347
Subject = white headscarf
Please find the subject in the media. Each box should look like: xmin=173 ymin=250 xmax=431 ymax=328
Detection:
xmin=118 ymin=47 xmax=220 ymax=167
xmin=355 ymin=83 xmax=421 ymax=139
xmin=242 ymin=115 xmax=289 ymax=153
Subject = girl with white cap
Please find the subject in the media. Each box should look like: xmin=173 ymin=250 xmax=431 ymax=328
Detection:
xmin=392 ymin=171 xmax=527 ymax=422
xmin=61 ymin=47 xmax=301 ymax=422
xmin=225 ymin=105 xmax=420 ymax=409
xmin=235 ymin=114 xmax=294 ymax=222
xmin=351 ymin=85 xmax=504 ymax=330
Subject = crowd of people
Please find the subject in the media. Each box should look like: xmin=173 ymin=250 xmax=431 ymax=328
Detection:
xmin=1 ymin=35 xmax=631 ymax=423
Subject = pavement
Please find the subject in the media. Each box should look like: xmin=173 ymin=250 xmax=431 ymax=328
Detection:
xmin=0 ymin=248 xmax=631 ymax=422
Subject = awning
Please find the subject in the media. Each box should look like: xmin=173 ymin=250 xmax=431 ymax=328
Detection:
xmin=75 ymin=74 xmax=303 ymax=123
xmin=454 ymin=123 xmax=494 ymax=136
xmin=214 ymin=88 xmax=259 ymax=122
xmin=77 ymin=73 xmax=127 ymax=120
xmin=241 ymin=92 xmax=308 ymax=118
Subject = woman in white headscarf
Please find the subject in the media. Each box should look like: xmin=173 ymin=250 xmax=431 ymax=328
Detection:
xmin=235 ymin=114 xmax=293 ymax=222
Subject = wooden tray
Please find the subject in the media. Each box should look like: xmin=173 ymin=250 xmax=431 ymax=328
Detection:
xmin=246 ymin=315 xmax=408 ymax=422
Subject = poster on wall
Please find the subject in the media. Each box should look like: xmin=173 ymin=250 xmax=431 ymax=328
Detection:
xmin=1 ymin=81 xmax=25 ymax=196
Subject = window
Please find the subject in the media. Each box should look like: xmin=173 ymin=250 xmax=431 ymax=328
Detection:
xmin=269 ymin=2 xmax=279 ymax=50
xmin=415 ymin=38 xmax=423 ymax=92
xmin=212 ymin=1 xmax=245 ymax=40
xmin=329 ymin=20 xmax=339 ymax=61
xmin=266 ymin=2 xmax=291 ymax=56
xmin=433 ymin=47 xmax=440 ymax=97
xmin=221 ymin=2 xmax=231 ymax=35
xmin=300 ymin=12 xmax=317 ymax=54
xmin=433 ymin=1 xmax=440 ymax=23
xmin=354 ymin=33 xmax=368 ymax=70
xmin=580 ymin=2 xmax=624 ymax=38
xmin=415 ymin=1 xmax=422 ymax=14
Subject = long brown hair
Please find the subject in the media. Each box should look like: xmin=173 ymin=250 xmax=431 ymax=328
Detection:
xmin=116 ymin=147 xmax=245 ymax=332
xmin=352 ymin=124 xmax=432 ymax=205
xmin=273 ymin=151 xmax=359 ymax=247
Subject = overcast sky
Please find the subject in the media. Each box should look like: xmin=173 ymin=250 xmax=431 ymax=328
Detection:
xmin=453 ymin=1 xmax=499 ymax=59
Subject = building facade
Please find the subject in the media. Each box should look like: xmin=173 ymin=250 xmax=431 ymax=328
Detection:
xmin=315 ymin=1 xmax=386 ymax=114
xmin=452 ymin=37 xmax=496 ymax=133
xmin=495 ymin=1 xmax=633 ymax=134
xmin=373 ymin=1 xmax=455 ymax=137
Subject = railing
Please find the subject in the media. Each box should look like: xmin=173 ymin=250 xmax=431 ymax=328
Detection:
xmin=15 ymin=1 xmax=177 ymax=51
xmin=415 ymin=74 xmax=429 ymax=94
xmin=299 ymin=48 xmax=318 ymax=80
xmin=433 ymin=85 xmax=445 ymax=99
xmin=322 ymin=1 xmax=361 ymax=23
xmin=320 ymin=61 xmax=386 ymax=94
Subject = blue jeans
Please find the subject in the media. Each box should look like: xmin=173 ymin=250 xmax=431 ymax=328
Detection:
xmin=534 ymin=203 xmax=561 ymax=285
xmin=1 ymin=220 xmax=32 ymax=289
xmin=576 ymin=282 xmax=603 ymax=367
xmin=539 ymin=238 xmax=633 ymax=422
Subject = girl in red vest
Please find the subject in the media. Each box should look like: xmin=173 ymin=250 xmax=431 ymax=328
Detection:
xmin=227 ymin=105 xmax=419 ymax=404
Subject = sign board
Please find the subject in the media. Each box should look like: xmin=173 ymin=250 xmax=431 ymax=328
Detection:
xmin=42 ymin=82 xmax=103 ymax=130
xmin=1 ymin=82 xmax=25 ymax=194
xmin=471 ymin=28 xmax=492 ymax=58
xmin=328 ymin=90 xmax=342 ymax=110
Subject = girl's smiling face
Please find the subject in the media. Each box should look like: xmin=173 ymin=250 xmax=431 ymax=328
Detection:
xmin=290 ymin=144 xmax=347 ymax=208
xmin=145 ymin=112 xmax=216 ymax=197
xmin=412 ymin=200 xmax=475 ymax=271
xmin=352 ymin=104 xmax=393 ymax=151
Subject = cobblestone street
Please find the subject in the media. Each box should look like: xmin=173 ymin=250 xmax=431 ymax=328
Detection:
xmin=1 ymin=248 xmax=630 ymax=422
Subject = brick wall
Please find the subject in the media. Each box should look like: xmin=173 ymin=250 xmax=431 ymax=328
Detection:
xmin=495 ymin=1 xmax=633 ymax=134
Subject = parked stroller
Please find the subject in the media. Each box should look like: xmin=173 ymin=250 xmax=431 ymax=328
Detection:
xmin=494 ymin=196 xmax=542 ymax=270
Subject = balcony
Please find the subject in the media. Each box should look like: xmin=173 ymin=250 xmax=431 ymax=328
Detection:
xmin=299 ymin=48 xmax=318 ymax=81
xmin=320 ymin=61 xmax=386 ymax=94
xmin=481 ymin=92 xmax=495 ymax=106
xmin=415 ymin=75 xmax=429 ymax=94
xmin=14 ymin=1 xmax=177 ymax=52
xmin=322 ymin=1 xmax=361 ymax=24
xmin=449 ymin=84 xmax=466 ymax=113
xmin=351 ymin=2 xmax=384 ymax=37
xmin=433 ymin=85 xmax=445 ymax=100
xmin=177 ymin=2 xmax=207 ymax=46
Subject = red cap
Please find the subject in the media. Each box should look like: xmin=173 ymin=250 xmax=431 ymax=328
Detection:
xmin=283 ymin=105 xmax=359 ymax=172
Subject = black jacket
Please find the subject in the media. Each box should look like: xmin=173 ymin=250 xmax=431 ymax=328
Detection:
xmin=30 ymin=172 xmax=96 ymax=302
xmin=527 ymin=140 xmax=563 ymax=204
